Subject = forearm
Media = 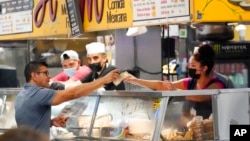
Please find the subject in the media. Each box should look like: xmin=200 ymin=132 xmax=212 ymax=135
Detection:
xmin=132 ymin=78 xmax=163 ymax=90
xmin=53 ymin=69 xmax=120 ymax=105
xmin=52 ymin=78 xmax=106 ymax=105
xmin=67 ymin=78 xmax=106 ymax=98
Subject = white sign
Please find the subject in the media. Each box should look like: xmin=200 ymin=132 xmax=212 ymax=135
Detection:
xmin=0 ymin=10 xmax=32 ymax=35
xmin=0 ymin=0 xmax=33 ymax=35
xmin=132 ymin=0 xmax=190 ymax=26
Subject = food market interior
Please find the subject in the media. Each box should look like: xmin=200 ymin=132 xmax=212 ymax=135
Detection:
xmin=0 ymin=0 xmax=250 ymax=140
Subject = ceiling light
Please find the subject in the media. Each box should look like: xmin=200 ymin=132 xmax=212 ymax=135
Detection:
xmin=126 ymin=26 xmax=148 ymax=36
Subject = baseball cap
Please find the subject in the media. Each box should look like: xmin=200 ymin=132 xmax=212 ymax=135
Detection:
xmin=60 ymin=50 xmax=79 ymax=62
xmin=86 ymin=42 xmax=106 ymax=55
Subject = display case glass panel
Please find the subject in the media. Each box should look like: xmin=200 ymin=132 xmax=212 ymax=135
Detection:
xmin=91 ymin=96 xmax=158 ymax=140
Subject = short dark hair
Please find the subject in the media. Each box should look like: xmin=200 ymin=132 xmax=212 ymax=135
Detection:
xmin=193 ymin=44 xmax=215 ymax=75
xmin=0 ymin=127 xmax=49 ymax=141
xmin=24 ymin=61 xmax=48 ymax=82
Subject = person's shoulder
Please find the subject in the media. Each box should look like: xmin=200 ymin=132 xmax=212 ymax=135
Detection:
xmin=182 ymin=77 xmax=192 ymax=82
xmin=208 ymin=75 xmax=227 ymax=88
xmin=214 ymin=72 xmax=235 ymax=88
xmin=103 ymin=65 xmax=117 ymax=72
xmin=76 ymin=65 xmax=91 ymax=74
xmin=22 ymin=83 xmax=40 ymax=91
xmin=17 ymin=84 xmax=55 ymax=97
xmin=98 ymin=65 xmax=116 ymax=77
xmin=51 ymin=71 xmax=68 ymax=81
xmin=35 ymin=86 xmax=56 ymax=96
xmin=214 ymin=72 xmax=227 ymax=79
xmin=79 ymin=65 xmax=91 ymax=70
xmin=175 ymin=77 xmax=191 ymax=84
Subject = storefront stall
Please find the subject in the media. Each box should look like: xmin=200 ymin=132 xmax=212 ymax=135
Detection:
xmin=77 ymin=1 xmax=250 ymax=140
xmin=0 ymin=0 xmax=97 ymax=87
xmin=0 ymin=0 xmax=250 ymax=140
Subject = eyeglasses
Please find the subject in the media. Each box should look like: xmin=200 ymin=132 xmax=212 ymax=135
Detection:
xmin=36 ymin=71 xmax=50 ymax=76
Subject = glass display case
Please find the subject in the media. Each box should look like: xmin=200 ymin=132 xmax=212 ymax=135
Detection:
xmin=52 ymin=91 xmax=167 ymax=141
xmin=0 ymin=88 xmax=249 ymax=140
xmin=0 ymin=88 xmax=19 ymax=134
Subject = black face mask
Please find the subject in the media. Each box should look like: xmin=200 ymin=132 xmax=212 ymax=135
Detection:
xmin=89 ymin=62 xmax=102 ymax=72
xmin=188 ymin=68 xmax=201 ymax=79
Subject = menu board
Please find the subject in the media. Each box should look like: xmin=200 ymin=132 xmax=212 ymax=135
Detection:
xmin=0 ymin=0 xmax=33 ymax=35
xmin=132 ymin=0 xmax=190 ymax=26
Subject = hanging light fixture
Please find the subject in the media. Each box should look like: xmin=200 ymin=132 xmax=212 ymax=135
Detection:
xmin=126 ymin=26 xmax=148 ymax=36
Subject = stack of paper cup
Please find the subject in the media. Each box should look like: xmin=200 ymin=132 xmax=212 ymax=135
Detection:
xmin=235 ymin=24 xmax=246 ymax=41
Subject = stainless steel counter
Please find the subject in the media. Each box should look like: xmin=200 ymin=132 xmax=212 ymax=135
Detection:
xmin=0 ymin=88 xmax=250 ymax=140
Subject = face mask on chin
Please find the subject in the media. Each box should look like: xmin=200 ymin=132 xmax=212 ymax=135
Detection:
xmin=188 ymin=68 xmax=201 ymax=79
xmin=89 ymin=62 xmax=102 ymax=72
xmin=64 ymin=67 xmax=77 ymax=77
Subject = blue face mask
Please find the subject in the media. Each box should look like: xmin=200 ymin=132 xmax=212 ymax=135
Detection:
xmin=64 ymin=67 xmax=76 ymax=77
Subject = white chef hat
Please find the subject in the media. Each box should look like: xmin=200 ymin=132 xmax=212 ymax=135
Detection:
xmin=86 ymin=42 xmax=106 ymax=55
xmin=60 ymin=50 xmax=79 ymax=62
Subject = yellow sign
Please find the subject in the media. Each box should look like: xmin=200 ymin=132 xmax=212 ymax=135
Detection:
xmin=83 ymin=0 xmax=133 ymax=32
xmin=193 ymin=0 xmax=250 ymax=22
xmin=0 ymin=0 xmax=70 ymax=40
xmin=83 ymin=0 xmax=192 ymax=31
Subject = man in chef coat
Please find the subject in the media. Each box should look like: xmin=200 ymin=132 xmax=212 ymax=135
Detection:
xmin=80 ymin=42 xmax=125 ymax=90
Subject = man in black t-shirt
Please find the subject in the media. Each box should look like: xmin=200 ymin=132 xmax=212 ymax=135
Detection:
xmin=81 ymin=42 xmax=125 ymax=90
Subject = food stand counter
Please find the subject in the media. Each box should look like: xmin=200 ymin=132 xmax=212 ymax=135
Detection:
xmin=0 ymin=88 xmax=249 ymax=140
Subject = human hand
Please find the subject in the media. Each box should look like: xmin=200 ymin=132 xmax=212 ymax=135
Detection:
xmin=123 ymin=73 xmax=137 ymax=84
xmin=177 ymin=114 xmax=194 ymax=129
xmin=103 ymin=69 xmax=120 ymax=84
xmin=51 ymin=116 xmax=68 ymax=127
xmin=113 ymin=71 xmax=130 ymax=86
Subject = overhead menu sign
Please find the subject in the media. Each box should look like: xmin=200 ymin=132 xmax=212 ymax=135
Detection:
xmin=132 ymin=0 xmax=190 ymax=26
xmin=0 ymin=0 xmax=33 ymax=35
